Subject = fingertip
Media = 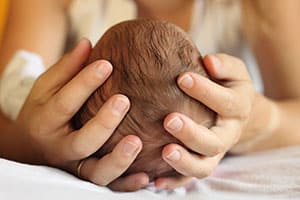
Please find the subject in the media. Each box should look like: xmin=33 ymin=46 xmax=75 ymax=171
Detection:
xmin=123 ymin=135 xmax=143 ymax=149
xmin=164 ymin=112 xmax=180 ymax=125
xmin=177 ymin=73 xmax=194 ymax=89
xmin=108 ymin=172 xmax=149 ymax=192
xmin=162 ymin=144 xmax=182 ymax=162
xmin=128 ymin=172 xmax=149 ymax=189
xmin=79 ymin=37 xmax=92 ymax=47
xmin=73 ymin=38 xmax=92 ymax=54
xmin=162 ymin=143 xmax=178 ymax=156
xmin=154 ymin=178 xmax=167 ymax=189
xmin=163 ymin=112 xmax=184 ymax=133
xmin=98 ymin=60 xmax=113 ymax=73
xmin=137 ymin=173 xmax=150 ymax=187
xmin=203 ymin=54 xmax=222 ymax=78
xmin=110 ymin=94 xmax=131 ymax=117
xmin=120 ymin=135 xmax=143 ymax=157
xmin=111 ymin=94 xmax=130 ymax=107
xmin=155 ymin=176 xmax=193 ymax=190
xmin=119 ymin=94 xmax=130 ymax=104
xmin=92 ymin=60 xmax=113 ymax=81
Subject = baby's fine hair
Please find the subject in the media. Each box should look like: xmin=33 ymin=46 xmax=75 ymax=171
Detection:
xmin=72 ymin=19 xmax=215 ymax=181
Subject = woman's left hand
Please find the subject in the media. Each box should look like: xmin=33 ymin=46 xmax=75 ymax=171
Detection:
xmin=155 ymin=54 xmax=256 ymax=189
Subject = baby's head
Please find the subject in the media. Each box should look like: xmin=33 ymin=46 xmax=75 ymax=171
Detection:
xmin=72 ymin=19 xmax=215 ymax=181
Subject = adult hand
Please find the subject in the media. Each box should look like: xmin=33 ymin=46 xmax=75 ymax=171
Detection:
xmin=17 ymin=39 xmax=149 ymax=191
xmin=155 ymin=54 xmax=255 ymax=189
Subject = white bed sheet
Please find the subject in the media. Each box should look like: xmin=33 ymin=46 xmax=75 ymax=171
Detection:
xmin=1 ymin=146 xmax=300 ymax=200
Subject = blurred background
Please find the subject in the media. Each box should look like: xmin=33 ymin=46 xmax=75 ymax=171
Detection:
xmin=0 ymin=0 xmax=9 ymax=44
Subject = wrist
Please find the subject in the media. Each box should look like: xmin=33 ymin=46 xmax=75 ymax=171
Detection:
xmin=230 ymin=93 xmax=280 ymax=153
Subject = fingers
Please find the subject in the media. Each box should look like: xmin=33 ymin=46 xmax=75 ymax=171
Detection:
xmin=61 ymin=94 xmax=130 ymax=160
xmin=162 ymin=144 xmax=222 ymax=178
xmin=203 ymin=54 xmax=251 ymax=82
xmin=108 ymin=173 xmax=149 ymax=192
xmin=38 ymin=38 xmax=92 ymax=92
xmin=164 ymin=113 xmax=225 ymax=157
xmin=177 ymin=72 xmax=246 ymax=117
xmin=78 ymin=135 xmax=143 ymax=186
xmin=155 ymin=176 xmax=193 ymax=190
xmin=211 ymin=119 xmax=243 ymax=149
xmin=50 ymin=60 xmax=112 ymax=121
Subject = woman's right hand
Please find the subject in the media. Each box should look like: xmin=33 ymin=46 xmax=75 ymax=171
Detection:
xmin=16 ymin=39 xmax=149 ymax=191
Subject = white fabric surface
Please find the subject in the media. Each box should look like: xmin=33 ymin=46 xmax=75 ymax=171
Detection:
xmin=0 ymin=1 xmax=292 ymax=199
xmin=1 ymin=146 xmax=300 ymax=200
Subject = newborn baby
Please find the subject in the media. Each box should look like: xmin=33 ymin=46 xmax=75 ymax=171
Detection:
xmin=72 ymin=19 xmax=215 ymax=181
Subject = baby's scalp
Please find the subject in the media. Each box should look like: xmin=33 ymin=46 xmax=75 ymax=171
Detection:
xmin=72 ymin=19 xmax=215 ymax=181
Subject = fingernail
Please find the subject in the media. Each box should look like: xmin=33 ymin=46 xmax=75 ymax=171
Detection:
xmin=112 ymin=97 xmax=129 ymax=116
xmin=123 ymin=141 xmax=139 ymax=156
xmin=210 ymin=55 xmax=222 ymax=69
xmin=178 ymin=74 xmax=194 ymax=89
xmin=96 ymin=61 xmax=112 ymax=78
xmin=166 ymin=150 xmax=181 ymax=161
xmin=166 ymin=117 xmax=183 ymax=132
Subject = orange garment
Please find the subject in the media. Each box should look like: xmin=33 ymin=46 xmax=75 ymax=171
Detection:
xmin=0 ymin=0 xmax=9 ymax=44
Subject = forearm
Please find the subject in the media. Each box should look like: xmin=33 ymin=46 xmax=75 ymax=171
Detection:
xmin=0 ymin=111 xmax=43 ymax=164
xmin=232 ymin=0 xmax=300 ymax=153
xmin=0 ymin=0 xmax=68 ymax=75
xmin=0 ymin=0 xmax=68 ymax=163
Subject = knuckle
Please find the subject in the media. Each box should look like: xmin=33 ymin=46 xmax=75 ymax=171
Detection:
xmin=232 ymin=135 xmax=241 ymax=146
xmin=72 ymin=145 xmax=89 ymax=158
xmin=206 ymin=135 xmax=226 ymax=156
xmin=27 ymin=113 xmax=46 ymax=135
xmin=189 ymin=124 xmax=203 ymax=148
xmin=71 ymin=138 xmax=90 ymax=158
xmin=96 ymin=116 xmax=115 ymax=132
xmin=109 ymin=149 xmax=132 ymax=171
xmin=208 ymin=145 xmax=224 ymax=157
xmin=200 ymin=83 xmax=210 ymax=99
xmin=113 ymin=157 xmax=130 ymax=170
xmin=222 ymin=92 xmax=235 ymax=116
xmin=54 ymin=95 xmax=75 ymax=116
xmin=195 ymin=167 xmax=211 ymax=179
xmin=183 ymin=121 xmax=198 ymax=144
xmin=93 ymin=176 xmax=110 ymax=186
xmin=83 ymin=69 xmax=100 ymax=87
xmin=236 ymin=98 xmax=252 ymax=120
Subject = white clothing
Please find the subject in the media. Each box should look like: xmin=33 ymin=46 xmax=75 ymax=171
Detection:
xmin=0 ymin=0 xmax=263 ymax=120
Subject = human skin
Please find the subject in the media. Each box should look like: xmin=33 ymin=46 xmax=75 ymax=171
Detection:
xmin=73 ymin=19 xmax=216 ymax=181
xmin=0 ymin=0 xmax=300 ymax=191
xmin=1 ymin=39 xmax=148 ymax=192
